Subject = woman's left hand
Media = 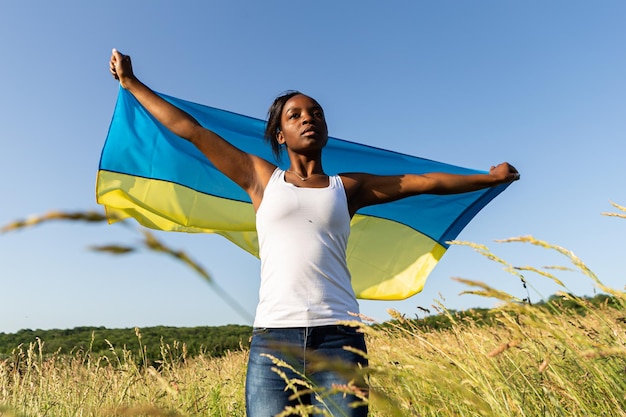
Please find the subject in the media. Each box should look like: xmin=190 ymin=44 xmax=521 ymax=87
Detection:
xmin=489 ymin=162 xmax=520 ymax=183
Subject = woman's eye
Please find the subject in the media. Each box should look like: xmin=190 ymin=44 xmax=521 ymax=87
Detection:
xmin=289 ymin=113 xmax=299 ymax=119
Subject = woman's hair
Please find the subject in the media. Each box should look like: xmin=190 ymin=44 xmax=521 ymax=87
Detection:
xmin=264 ymin=90 xmax=303 ymax=160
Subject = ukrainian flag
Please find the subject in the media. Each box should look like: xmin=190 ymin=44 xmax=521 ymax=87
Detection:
xmin=97 ymin=88 xmax=510 ymax=300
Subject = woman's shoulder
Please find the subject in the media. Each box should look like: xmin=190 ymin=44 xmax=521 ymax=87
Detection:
xmin=338 ymin=172 xmax=369 ymax=185
xmin=337 ymin=172 xmax=369 ymax=196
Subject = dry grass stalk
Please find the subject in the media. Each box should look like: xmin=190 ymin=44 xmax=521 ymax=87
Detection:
xmin=487 ymin=340 xmax=521 ymax=357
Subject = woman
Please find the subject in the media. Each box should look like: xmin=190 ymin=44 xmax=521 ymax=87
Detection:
xmin=109 ymin=49 xmax=519 ymax=417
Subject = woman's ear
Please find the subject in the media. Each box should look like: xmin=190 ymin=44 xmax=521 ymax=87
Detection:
xmin=276 ymin=130 xmax=285 ymax=145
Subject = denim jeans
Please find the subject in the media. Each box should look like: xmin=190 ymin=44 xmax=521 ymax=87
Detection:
xmin=245 ymin=325 xmax=368 ymax=417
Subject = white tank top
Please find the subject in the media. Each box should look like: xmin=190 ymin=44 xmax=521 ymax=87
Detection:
xmin=254 ymin=168 xmax=360 ymax=327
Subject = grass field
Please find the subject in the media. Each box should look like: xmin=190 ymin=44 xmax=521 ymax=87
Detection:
xmin=2 ymin=279 xmax=624 ymax=416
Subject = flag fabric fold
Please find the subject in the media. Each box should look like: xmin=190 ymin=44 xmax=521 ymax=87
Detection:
xmin=97 ymin=88 xmax=510 ymax=300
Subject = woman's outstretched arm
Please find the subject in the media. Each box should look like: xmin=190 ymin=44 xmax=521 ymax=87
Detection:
xmin=109 ymin=49 xmax=274 ymax=209
xmin=342 ymin=162 xmax=520 ymax=216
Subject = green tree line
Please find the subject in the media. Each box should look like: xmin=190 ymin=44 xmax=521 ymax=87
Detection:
xmin=2 ymin=293 xmax=621 ymax=363
xmin=0 ymin=324 xmax=252 ymax=361
xmin=379 ymin=293 xmax=624 ymax=332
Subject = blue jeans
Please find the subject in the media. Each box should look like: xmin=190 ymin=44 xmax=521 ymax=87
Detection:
xmin=245 ymin=325 xmax=368 ymax=417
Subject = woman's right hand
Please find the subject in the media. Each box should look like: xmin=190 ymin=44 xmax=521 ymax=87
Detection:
xmin=109 ymin=48 xmax=135 ymax=89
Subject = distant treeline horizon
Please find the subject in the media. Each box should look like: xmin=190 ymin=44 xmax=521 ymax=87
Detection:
xmin=1 ymin=293 xmax=621 ymax=362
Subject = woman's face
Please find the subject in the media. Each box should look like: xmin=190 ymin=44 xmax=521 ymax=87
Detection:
xmin=277 ymin=94 xmax=328 ymax=153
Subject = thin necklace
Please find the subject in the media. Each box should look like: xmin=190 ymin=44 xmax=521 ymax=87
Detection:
xmin=287 ymin=170 xmax=325 ymax=181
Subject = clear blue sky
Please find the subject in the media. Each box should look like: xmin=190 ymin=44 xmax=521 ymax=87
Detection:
xmin=1 ymin=1 xmax=625 ymax=333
